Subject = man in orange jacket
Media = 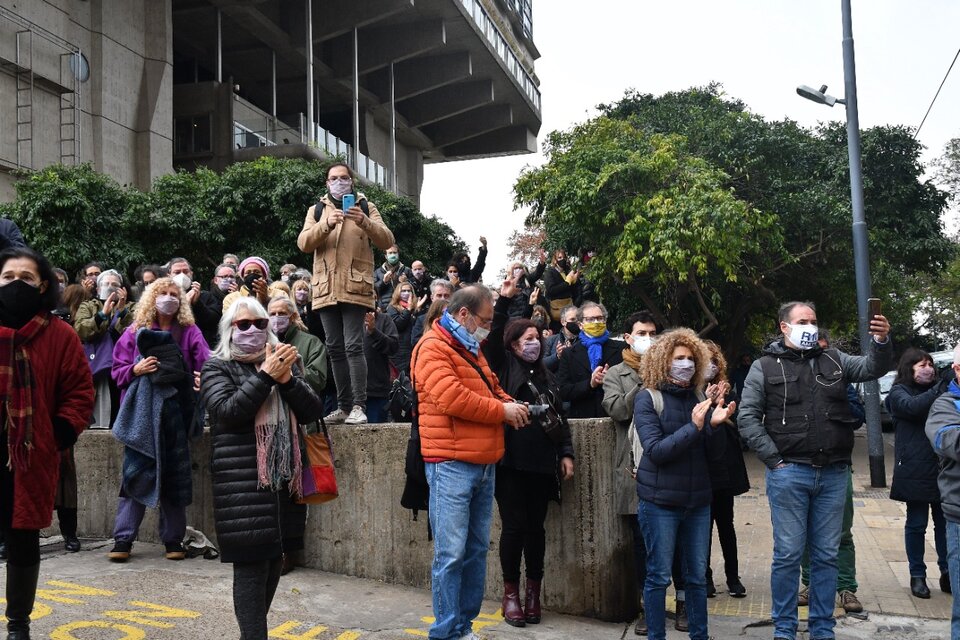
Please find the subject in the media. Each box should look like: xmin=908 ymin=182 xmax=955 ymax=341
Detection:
xmin=413 ymin=285 xmax=530 ymax=640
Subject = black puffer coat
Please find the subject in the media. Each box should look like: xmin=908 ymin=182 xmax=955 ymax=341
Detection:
xmin=888 ymin=380 xmax=943 ymax=503
xmin=200 ymin=358 xmax=325 ymax=563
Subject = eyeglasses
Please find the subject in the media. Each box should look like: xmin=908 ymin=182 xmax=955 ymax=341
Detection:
xmin=233 ymin=318 xmax=268 ymax=331
xmin=327 ymin=176 xmax=351 ymax=184
xmin=583 ymin=316 xmax=605 ymax=323
xmin=473 ymin=313 xmax=493 ymax=327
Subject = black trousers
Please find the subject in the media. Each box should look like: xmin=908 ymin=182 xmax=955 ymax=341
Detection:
xmin=707 ymin=490 xmax=739 ymax=583
xmin=495 ymin=466 xmax=556 ymax=583
xmin=233 ymin=557 xmax=283 ymax=640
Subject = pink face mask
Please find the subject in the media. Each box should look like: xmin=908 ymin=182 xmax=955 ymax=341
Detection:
xmin=518 ymin=339 xmax=541 ymax=362
xmin=915 ymin=366 xmax=936 ymax=385
xmin=327 ymin=177 xmax=352 ymax=200
xmin=155 ymin=294 xmax=180 ymax=316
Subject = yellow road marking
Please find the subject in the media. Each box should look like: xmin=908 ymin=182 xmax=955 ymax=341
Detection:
xmin=268 ymin=621 xmax=328 ymax=639
xmin=51 ymin=620 xmax=146 ymax=640
xmin=103 ymin=601 xmax=202 ymax=628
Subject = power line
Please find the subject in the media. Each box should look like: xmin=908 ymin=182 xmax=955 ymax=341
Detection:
xmin=915 ymin=45 xmax=960 ymax=139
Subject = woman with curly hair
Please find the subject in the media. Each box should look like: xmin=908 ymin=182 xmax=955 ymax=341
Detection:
xmin=701 ymin=340 xmax=750 ymax=599
xmin=107 ymin=277 xmax=210 ymax=562
xmin=635 ymin=328 xmax=736 ymax=640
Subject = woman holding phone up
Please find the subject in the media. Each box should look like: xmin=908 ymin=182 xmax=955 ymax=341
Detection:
xmin=298 ymin=163 xmax=395 ymax=426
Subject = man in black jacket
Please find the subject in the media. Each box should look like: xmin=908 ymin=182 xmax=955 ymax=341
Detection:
xmin=373 ymin=245 xmax=414 ymax=310
xmin=363 ymin=309 xmax=398 ymax=423
xmin=168 ymin=258 xmax=222 ymax=348
xmin=556 ymin=301 xmax=623 ymax=418
xmin=738 ymin=300 xmax=891 ymax=640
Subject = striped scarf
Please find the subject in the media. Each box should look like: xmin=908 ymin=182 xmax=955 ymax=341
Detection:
xmin=0 ymin=312 xmax=49 ymax=471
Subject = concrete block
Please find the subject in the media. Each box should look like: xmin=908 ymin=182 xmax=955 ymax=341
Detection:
xmin=73 ymin=419 xmax=637 ymax=621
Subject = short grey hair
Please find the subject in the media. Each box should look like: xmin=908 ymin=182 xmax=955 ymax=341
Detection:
xmin=560 ymin=304 xmax=579 ymax=322
xmin=778 ymin=301 xmax=816 ymax=324
xmin=211 ymin=297 xmax=279 ymax=360
xmin=954 ymin=342 xmax=960 ymax=366
xmin=429 ymin=278 xmax=454 ymax=296
xmin=577 ymin=302 xmax=608 ymax=322
xmin=447 ymin=285 xmax=493 ymax=316
xmin=268 ymin=295 xmax=297 ymax=317
xmin=214 ymin=263 xmax=236 ymax=276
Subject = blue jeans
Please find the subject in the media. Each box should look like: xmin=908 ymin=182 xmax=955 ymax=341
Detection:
xmin=905 ymin=501 xmax=948 ymax=577
xmin=947 ymin=520 xmax=960 ymax=640
xmin=766 ymin=462 xmax=848 ymax=640
xmin=638 ymin=500 xmax=710 ymax=640
xmin=425 ymin=461 xmax=496 ymax=640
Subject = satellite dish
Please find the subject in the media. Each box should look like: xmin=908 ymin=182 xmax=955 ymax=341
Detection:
xmin=69 ymin=52 xmax=90 ymax=83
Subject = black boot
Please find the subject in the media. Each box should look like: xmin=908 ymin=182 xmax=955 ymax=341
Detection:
xmin=5 ymin=562 xmax=40 ymax=639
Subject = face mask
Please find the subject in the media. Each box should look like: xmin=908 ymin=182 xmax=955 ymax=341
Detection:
xmin=400 ymin=291 xmax=411 ymax=302
xmin=704 ymin=362 xmax=719 ymax=382
xmin=915 ymin=367 xmax=936 ymax=385
xmin=295 ymin=290 xmax=309 ymax=304
xmin=233 ymin=325 xmax=267 ymax=353
xmin=564 ymin=321 xmax=580 ymax=337
xmin=328 ymin=178 xmax=353 ymax=201
xmin=270 ymin=315 xmax=290 ymax=335
xmin=0 ymin=279 xmax=43 ymax=323
xmin=243 ymin=273 xmax=262 ymax=291
xmin=172 ymin=273 xmax=192 ymax=291
xmin=518 ymin=339 xmax=541 ymax=362
xmin=557 ymin=259 xmax=569 ymax=271
xmin=472 ymin=326 xmax=490 ymax=342
xmin=155 ymin=294 xmax=180 ymax=316
xmin=412 ymin=268 xmax=425 ymax=279
xmin=786 ymin=323 xmax=819 ymax=350
xmin=630 ymin=335 xmax=653 ymax=355
xmin=532 ymin=315 xmax=546 ymax=329
xmin=217 ymin=277 xmax=234 ymax=292
xmin=447 ymin=272 xmax=458 ymax=282
xmin=669 ymin=359 xmax=696 ymax=383
xmin=386 ymin=253 xmax=399 ymax=265
xmin=513 ymin=267 xmax=524 ymax=278
xmin=281 ymin=275 xmax=290 ymax=284
xmin=582 ymin=321 xmax=606 ymax=338
xmin=98 ymin=284 xmax=119 ymax=301
xmin=58 ymin=282 xmax=66 ymax=294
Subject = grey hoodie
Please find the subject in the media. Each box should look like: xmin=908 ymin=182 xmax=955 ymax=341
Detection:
xmin=925 ymin=380 xmax=960 ymax=522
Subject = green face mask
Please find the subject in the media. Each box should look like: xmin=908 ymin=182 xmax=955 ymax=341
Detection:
xmin=386 ymin=253 xmax=399 ymax=265
xmin=582 ymin=321 xmax=606 ymax=337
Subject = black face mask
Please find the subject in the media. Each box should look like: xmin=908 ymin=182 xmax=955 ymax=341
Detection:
xmin=565 ymin=321 xmax=580 ymax=336
xmin=558 ymin=260 xmax=570 ymax=271
xmin=243 ymin=273 xmax=262 ymax=291
xmin=0 ymin=279 xmax=44 ymax=328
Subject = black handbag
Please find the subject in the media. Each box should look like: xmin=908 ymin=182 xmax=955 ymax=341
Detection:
xmin=526 ymin=379 xmax=564 ymax=445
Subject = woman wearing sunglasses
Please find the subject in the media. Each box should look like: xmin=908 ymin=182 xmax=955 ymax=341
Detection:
xmin=108 ymin=277 xmax=211 ymax=562
xmin=200 ymin=297 xmax=325 ymax=640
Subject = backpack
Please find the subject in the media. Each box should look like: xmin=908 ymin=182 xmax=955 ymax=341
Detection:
xmin=389 ymin=370 xmax=414 ymax=422
xmin=628 ymin=388 xmax=707 ymax=473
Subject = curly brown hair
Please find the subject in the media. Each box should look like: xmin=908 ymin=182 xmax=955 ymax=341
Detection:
xmin=638 ymin=327 xmax=711 ymax=389
xmin=703 ymin=340 xmax=729 ymax=383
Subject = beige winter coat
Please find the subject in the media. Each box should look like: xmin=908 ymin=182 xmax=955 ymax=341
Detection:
xmin=297 ymin=192 xmax=395 ymax=311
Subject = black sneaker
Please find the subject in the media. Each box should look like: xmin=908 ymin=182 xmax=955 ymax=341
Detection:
xmin=64 ymin=536 xmax=81 ymax=553
xmin=109 ymin=540 xmax=132 ymax=562
xmin=164 ymin=542 xmax=186 ymax=560
xmin=727 ymin=578 xmax=747 ymax=598
xmin=707 ymin=574 xmax=717 ymax=598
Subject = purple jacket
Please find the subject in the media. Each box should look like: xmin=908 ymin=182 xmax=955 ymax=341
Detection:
xmin=111 ymin=323 xmax=210 ymax=399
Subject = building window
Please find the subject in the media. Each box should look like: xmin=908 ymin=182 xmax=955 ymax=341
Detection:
xmin=175 ymin=115 xmax=212 ymax=155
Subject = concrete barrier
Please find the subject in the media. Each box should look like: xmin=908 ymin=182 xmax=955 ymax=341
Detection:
xmin=72 ymin=420 xmax=637 ymax=621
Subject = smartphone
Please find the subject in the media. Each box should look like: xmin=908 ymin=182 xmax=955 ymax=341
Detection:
xmin=867 ymin=297 xmax=881 ymax=320
xmin=341 ymin=193 xmax=355 ymax=212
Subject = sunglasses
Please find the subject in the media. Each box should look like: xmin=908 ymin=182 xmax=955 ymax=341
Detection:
xmin=233 ymin=318 xmax=268 ymax=331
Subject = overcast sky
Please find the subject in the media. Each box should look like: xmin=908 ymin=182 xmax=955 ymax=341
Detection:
xmin=419 ymin=0 xmax=960 ymax=283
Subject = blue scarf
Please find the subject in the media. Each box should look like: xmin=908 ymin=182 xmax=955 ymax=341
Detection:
xmin=439 ymin=311 xmax=480 ymax=356
xmin=579 ymin=330 xmax=609 ymax=370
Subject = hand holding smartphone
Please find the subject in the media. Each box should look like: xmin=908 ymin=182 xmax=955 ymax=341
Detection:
xmin=341 ymin=193 xmax=355 ymax=212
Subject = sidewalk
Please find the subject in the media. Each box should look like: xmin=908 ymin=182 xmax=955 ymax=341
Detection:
xmin=10 ymin=428 xmax=949 ymax=639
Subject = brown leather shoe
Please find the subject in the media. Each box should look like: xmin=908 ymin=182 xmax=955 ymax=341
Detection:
xmin=525 ymin=578 xmax=542 ymax=624
xmin=281 ymin=553 xmax=296 ymax=576
xmin=674 ymin=600 xmax=688 ymax=632
xmin=502 ymin=581 xmax=525 ymax=627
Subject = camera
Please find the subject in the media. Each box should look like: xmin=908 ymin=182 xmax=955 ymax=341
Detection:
xmin=527 ymin=404 xmax=551 ymax=418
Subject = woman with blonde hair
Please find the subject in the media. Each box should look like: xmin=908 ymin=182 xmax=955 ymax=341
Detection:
xmin=634 ymin=329 xmax=736 ymax=640
xmin=701 ymin=340 xmax=749 ymax=599
xmin=387 ymin=280 xmax=420 ymax=375
xmin=107 ymin=277 xmax=210 ymax=562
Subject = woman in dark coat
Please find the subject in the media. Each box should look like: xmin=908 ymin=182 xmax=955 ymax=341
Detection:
xmin=702 ymin=341 xmax=749 ymax=599
xmin=634 ymin=328 xmax=735 ymax=640
xmin=887 ymin=347 xmax=949 ymax=599
xmin=484 ymin=278 xmax=575 ymax=627
xmin=201 ymin=297 xmax=325 ymax=640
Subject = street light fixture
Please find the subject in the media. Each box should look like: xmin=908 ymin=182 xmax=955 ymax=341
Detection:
xmin=796 ymin=0 xmax=887 ymax=488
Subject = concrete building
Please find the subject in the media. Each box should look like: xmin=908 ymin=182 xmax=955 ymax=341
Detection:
xmin=0 ymin=0 xmax=541 ymax=202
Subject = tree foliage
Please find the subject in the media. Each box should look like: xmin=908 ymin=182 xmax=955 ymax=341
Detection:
xmin=0 ymin=158 xmax=465 ymax=283
xmin=515 ymin=85 xmax=955 ymax=356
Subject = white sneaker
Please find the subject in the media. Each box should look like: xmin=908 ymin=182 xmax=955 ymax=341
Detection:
xmin=460 ymin=633 xmax=484 ymax=640
xmin=344 ymin=405 xmax=367 ymax=425
xmin=324 ymin=408 xmax=348 ymax=424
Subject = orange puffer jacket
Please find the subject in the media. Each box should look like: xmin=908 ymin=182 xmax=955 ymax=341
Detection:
xmin=413 ymin=323 xmax=512 ymax=464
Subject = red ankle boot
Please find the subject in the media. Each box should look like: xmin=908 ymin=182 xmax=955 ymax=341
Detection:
xmin=502 ymin=581 xmax=525 ymax=627
xmin=525 ymin=578 xmax=542 ymax=624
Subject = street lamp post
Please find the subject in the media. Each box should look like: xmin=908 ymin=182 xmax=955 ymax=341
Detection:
xmin=797 ymin=0 xmax=886 ymax=488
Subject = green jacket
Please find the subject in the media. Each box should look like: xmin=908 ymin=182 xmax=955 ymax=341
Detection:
xmin=73 ymin=298 xmax=135 ymax=343
xmin=282 ymin=325 xmax=328 ymax=395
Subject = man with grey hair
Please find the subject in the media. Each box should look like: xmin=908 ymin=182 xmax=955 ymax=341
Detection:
xmin=556 ymin=301 xmax=623 ymax=418
xmin=543 ymin=304 xmax=579 ymax=372
xmin=738 ymin=300 xmax=891 ymax=640
xmin=926 ymin=342 xmax=960 ymax=640
xmin=411 ymin=279 xmax=455 ymax=345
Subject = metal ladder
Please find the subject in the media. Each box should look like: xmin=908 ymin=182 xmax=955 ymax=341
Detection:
xmin=15 ymin=29 xmax=33 ymax=169
xmin=59 ymin=52 xmax=79 ymax=165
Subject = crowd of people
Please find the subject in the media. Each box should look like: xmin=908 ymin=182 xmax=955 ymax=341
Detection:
xmin=3 ymin=161 xmax=960 ymax=640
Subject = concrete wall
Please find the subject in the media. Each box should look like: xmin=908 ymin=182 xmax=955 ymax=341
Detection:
xmin=72 ymin=420 xmax=637 ymax=622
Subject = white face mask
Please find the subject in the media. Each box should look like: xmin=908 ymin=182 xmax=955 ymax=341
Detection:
xmin=630 ymin=335 xmax=653 ymax=355
xmin=704 ymin=362 xmax=719 ymax=382
xmin=472 ymin=326 xmax=490 ymax=342
xmin=172 ymin=273 xmax=192 ymax=291
xmin=786 ymin=323 xmax=819 ymax=350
